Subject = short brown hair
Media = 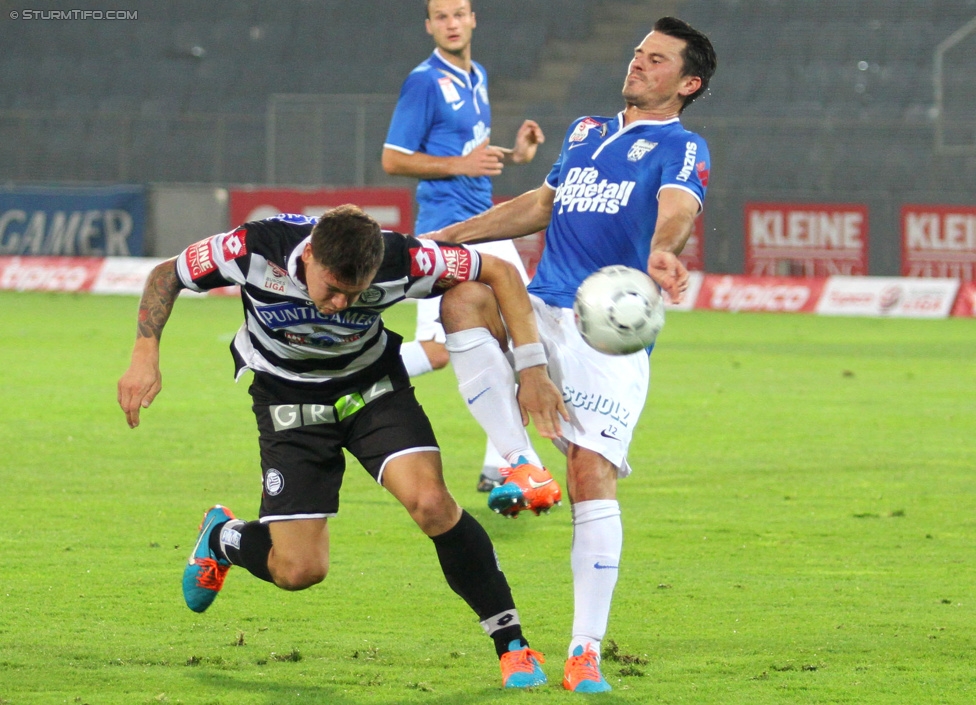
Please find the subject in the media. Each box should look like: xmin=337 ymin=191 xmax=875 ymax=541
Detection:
xmin=424 ymin=0 xmax=473 ymax=19
xmin=653 ymin=17 xmax=717 ymax=112
xmin=309 ymin=205 xmax=384 ymax=284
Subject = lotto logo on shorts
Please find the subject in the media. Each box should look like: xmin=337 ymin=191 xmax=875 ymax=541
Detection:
xmin=185 ymin=238 xmax=217 ymax=280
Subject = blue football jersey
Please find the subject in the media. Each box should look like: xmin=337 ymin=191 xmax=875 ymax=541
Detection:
xmin=528 ymin=114 xmax=710 ymax=309
xmin=384 ymin=49 xmax=494 ymax=233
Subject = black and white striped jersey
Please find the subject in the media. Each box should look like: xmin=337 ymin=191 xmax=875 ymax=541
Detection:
xmin=175 ymin=213 xmax=481 ymax=387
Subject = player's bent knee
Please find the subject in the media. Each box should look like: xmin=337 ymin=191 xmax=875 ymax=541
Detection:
xmin=407 ymin=491 xmax=460 ymax=537
xmin=270 ymin=557 xmax=329 ymax=591
xmin=440 ymin=281 xmax=495 ymax=331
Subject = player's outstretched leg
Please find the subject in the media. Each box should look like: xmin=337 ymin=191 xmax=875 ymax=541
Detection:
xmin=499 ymin=639 xmax=547 ymax=688
xmin=487 ymin=457 xmax=562 ymax=517
xmin=182 ymin=504 xmax=235 ymax=613
xmin=563 ymin=644 xmax=611 ymax=693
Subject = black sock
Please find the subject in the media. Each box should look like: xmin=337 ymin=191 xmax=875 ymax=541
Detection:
xmin=431 ymin=510 xmax=526 ymax=657
xmin=210 ymin=519 xmax=274 ymax=583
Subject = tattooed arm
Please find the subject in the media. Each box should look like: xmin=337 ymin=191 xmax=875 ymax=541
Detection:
xmin=117 ymin=258 xmax=183 ymax=428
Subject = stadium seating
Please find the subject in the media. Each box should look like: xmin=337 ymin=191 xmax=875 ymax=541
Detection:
xmin=0 ymin=0 xmax=972 ymax=198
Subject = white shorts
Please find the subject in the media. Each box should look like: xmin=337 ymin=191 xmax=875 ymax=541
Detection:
xmin=414 ymin=239 xmax=530 ymax=343
xmin=529 ymin=295 xmax=650 ymax=478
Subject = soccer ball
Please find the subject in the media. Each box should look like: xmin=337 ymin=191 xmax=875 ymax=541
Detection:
xmin=573 ymin=265 xmax=665 ymax=355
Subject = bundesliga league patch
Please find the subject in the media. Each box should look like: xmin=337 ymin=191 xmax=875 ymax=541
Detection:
xmin=437 ymin=76 xmax=462 ymax=104
xmin=569 ymin=117 xmax=602 ymax=143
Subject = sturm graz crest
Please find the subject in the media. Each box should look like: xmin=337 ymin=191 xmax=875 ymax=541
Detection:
xmin=358 ymin=286 xmax=384 ymax=305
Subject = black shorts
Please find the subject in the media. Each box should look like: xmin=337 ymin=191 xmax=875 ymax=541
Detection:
xmin=249 ymin=373 xmax=439 ymax=521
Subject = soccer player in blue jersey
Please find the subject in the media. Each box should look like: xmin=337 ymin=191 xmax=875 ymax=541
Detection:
xmin=382 ymin=0 xmax=551 ymax=495
xmin=433 ymin=17 xmax=717 ymax=692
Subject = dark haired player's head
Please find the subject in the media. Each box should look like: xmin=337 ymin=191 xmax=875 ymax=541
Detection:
xmin=310 ymin=205 xmax=384 ymax=284
xmin=653 ymin=16 xmax=717 ymax=111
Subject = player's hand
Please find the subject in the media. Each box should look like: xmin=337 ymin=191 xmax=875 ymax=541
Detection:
xmin=647 ymin=250 xmax=689 ymax=304
xmin=455 ymin=138 xmax=505 ymax=177
xmin=516 ymin=366 xmax=569 ymax=439
xmin=510 ymin=120 xmax=545 ymax=164
xmin=117 ymin=356 xmax=162 ymax=429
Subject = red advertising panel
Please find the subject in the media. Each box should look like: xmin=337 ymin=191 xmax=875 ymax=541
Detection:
xmin=694 ymin=274 xmax=826 ymax=313
xmin=745 ymin=202 xmax=868 ymax=276
xmin=229 ymin=188 xmax=413 ymax=232
xmin=901 ymin=205 xmax=976 ymax=280
xmin=0 ymin=256 xmax=104 ymax=292
xmin=678 ymin=214 xmax=705 ymax=272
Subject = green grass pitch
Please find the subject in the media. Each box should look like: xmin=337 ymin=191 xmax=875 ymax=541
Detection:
xmin=0 ymin=291 xmax=974 ymax=704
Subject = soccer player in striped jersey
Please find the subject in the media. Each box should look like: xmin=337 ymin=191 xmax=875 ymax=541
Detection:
xmin=117 ymin=205 xmax=566 ymax=688
xmin=431 ymin=18 xmax=717 ymax=692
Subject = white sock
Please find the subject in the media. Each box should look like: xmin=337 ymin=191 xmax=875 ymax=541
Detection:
xmin=480 ymin=439 xmax=507 ymax=481
xmin=445 ymin=328 xmax=541 ymax=467
xmin=400 ymin=339 xmax=434 ymax=378
xmin=569 ymin=499 xmax=622 ymax=659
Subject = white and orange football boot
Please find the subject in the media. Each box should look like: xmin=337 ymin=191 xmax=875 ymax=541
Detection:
xmin=487 ymin=457 xmax=562 ymax=517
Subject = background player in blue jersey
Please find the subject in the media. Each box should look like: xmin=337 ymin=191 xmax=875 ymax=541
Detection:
xmin=382 ymin=0 xmax=548 ymax=493
xmin=116 ymin=206 xmax=566 ymax=688
xmin=433 ymin=17 xmax=717 ymax=692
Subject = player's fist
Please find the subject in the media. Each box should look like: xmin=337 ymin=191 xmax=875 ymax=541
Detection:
xmin=647 ymin=250 xmax=689 ymax=304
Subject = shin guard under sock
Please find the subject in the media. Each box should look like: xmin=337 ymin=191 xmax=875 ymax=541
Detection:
xmin=431 ymin=510 xmax=525 ymax=656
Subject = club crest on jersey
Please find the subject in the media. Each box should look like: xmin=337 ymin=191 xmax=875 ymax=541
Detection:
xmin=569 ymin=117 xmax=602 ymax=143
xmin=358 ymin=286 xmax=384 ymax=305
xmin=627 ymin=139 xmax=658 ymax=162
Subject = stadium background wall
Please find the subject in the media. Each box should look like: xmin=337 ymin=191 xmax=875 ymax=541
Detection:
xmin=0 ymin=0 xmax=974 ymax=275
